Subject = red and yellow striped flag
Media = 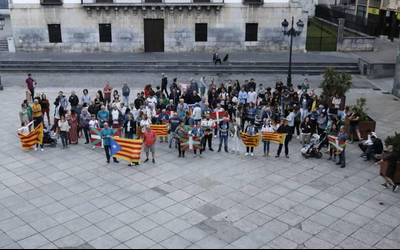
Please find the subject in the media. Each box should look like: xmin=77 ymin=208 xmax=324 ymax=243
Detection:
xmin=112 ymin=137 xmax=143 ymax=163
xmin=262 ymin=132 xmax=286 ymax=144
xmin=17 ymin=123 xmax=43 ymax=150
xmin=150 ymin=124 xmax=169 ymax=137
xmin=240 ymin=132 xmax=261 ymax=148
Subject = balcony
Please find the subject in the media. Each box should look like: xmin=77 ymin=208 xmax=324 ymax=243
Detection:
xmin=41 ymin=0 xmax=63 ymax=5
xmin=81 ymin=0 xmax=224 ymax=12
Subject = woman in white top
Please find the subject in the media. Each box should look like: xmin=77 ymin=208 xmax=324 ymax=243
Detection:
xmin=261 ymin=118 xmax=276 ymax=157
xmin=140 ymin=114 xmax=152 ymax=133
xmin=58 ymin=116 xmax=70 ymax=149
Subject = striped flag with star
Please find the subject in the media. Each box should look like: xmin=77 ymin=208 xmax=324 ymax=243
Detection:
xmin=240 ymin=132 xmax=261 ymax=148
xmin=90 ymin=128 xmax=122 ymax=148
xmin=112 ymin=136 xmax=143 ymax=164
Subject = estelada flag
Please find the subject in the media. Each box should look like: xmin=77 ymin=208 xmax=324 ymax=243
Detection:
xmin=210 ymin=111 xmax=229 ymax=122
xmin=90 ymin=128 xmax=121 ymax=148
xmin=17 ymin=122 xmax=43 ymax=150
xmin=262 ymin=132 xmax=286 ymax=144
xmin=112 ymin=136 xmax=143 ymax=164
xmin=150 ymin=124 xmax=169 ymax=137
xmin=240 ymin=132 xmax=261 ymax=148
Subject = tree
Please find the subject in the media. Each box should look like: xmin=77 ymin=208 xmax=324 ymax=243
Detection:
xmin=320 ymin=68 xmax=352 ymax=104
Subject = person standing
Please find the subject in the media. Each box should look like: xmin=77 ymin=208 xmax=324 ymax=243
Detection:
xmin=191 ymin=123 xmax=205 ymax=157
xmin=175 ymin=121 xmax=188 ymax=158
xmin=69 ymin=91 xmax=80 ymax=112
xmin=40 ymin=93 xmax=51 ymax=127
xmin=218 ymin=117 xmax=230 ymax=153
xmin=169 ymin=112 xmax=181 ymax=148
xmin=104 ymin=82 xmax=113 ymax=105
xmin=161 ymin=73 xmax=169 ymax=97
xmin=261 ymin=119 xmax=276 ymax=157
xmin=19 ymin=103 xmax=30 ymax=126
xmin=81 ymin=89 xmax=91 ymax=107
xmin=25 ymin=73 xmax=37 ymax=102
xmin=143 ymin=126 xmax=156 ymax=164
xmin=201 ymin=114 xmax=215 ymax=152
xmin=97 ymin=105 xmax=109 ymax=128
xmin=336 ymin=126 xmax=348 ymax=168
xmin=58 ymin=115 xmax=70 ymax=149
xmin=123 ymin=114 xmax=136 ymax=139
xmin=101 ymin=122 xmax=119 ymax=164
xmin=276 ymin=119 xmax=291 ymax=158
xmin=122 ymin=83 xmax=130 ymax=106
xmin=244 ymin=121 xmax=258 ymax=157
xmin=69 ymin=110 xmax=79 ymax=145
xmin=80 ymin=107 xmax=91 ymax=144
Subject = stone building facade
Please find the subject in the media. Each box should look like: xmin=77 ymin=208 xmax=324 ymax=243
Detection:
xmin=9 ymin=0 xmax=308 ymax=52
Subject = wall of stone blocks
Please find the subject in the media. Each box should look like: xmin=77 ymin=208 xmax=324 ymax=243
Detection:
xmin=0 ymin=15 xmax=12 ymax=40
xmin=10 ymin=5 xmax=307 ymax=52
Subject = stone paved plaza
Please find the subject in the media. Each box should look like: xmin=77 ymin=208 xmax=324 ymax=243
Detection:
xmin=1 ymin=76 xmax=400 ymax=249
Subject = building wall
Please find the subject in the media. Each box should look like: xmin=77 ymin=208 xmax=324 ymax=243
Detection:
xmin=9 ymin=0 xmax=308 ymax=52
xmin=0 ymin=15 xmax=12 ymax=40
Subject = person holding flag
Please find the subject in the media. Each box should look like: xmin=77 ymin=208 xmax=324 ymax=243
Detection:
xmin=276 ymin=119 xmax=291 ymax=158
xmin=101 ymin=122 xmax=120 ymax=164
xmin=191 ymin=122 xmax=205 ymax=157
xmin=244 ymin=121 xmax=258 ymax=157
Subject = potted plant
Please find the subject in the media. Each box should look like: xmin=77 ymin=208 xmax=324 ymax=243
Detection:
xmin=320 ymin=68 xmax=352 ymax=108
xmin=345 ymin=97 xmax=376 ymax=140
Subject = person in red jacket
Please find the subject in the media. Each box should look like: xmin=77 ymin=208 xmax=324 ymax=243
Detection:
xmin=143 ymin=126 xmax=156 ymax=164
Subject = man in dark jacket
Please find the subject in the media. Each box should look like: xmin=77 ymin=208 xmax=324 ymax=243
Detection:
xmin=276 ymin=119 xmax=291 ymax=158
xmin=123 ymin=114 xmax=136 ymax=139
xmin=161 ymin=73 xmax=169 ymax=98
xmin=69 ymin=91 xmax=79 ymax=111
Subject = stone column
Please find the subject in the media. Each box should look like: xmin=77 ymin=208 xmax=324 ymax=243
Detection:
xmin=393 ymin=45 xmax=400 ymax=97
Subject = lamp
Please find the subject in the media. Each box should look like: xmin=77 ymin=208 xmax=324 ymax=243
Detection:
xmin=281 ymin=19 xmax=289 ymax=34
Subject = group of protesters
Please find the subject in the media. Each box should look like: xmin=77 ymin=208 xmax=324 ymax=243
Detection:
xmin=19 ymin=72 xmax=400 ymax=192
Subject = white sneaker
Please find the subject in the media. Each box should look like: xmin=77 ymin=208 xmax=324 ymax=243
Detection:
xmin=40 ymin=148 xmax=44 ymax=152
xmin=34 ymin=147 xmax=38 ymax=151
xmin=251 ymin=153 xmax=254 ymax=157
xmin=245 ymin=153 xmax=249 ymax=156
xmin=296 ymin=136 xmax=300 ymax=140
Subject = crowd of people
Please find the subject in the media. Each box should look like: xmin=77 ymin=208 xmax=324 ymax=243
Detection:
xmin=19 ymin=72 xmax=398 ymax=192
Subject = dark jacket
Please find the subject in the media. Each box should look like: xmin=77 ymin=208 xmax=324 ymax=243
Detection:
xmin=124 ymin=120 xmax=136 ymax=135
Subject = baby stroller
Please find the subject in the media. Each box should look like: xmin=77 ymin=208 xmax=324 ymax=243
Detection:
xmin=301 ymin=134 xmax=324 ymax=159
xmin=43 ymin=130 xmax=57 ymax=148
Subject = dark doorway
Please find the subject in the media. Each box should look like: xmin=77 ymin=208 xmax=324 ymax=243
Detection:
xmin=144 ymin=19 xmax=164 ymax=52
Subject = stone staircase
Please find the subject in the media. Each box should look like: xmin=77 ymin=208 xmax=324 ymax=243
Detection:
xmin=0 ymin=60 xmax=360 ymax=75
xmin=0 ymin=40 xmax=8 ymax=52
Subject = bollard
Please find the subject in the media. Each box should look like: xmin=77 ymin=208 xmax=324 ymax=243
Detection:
xmin=0 ymin=76 xmax=3 ymax=91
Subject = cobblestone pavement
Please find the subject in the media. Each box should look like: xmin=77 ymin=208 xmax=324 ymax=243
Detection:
xmin=0 ymin=81 xmax=400 ymax=249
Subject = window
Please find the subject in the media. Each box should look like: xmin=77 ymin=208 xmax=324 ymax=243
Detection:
xmin=243 ymin=0 xmax=263 ymax=5
xmin=48 ymin=24 xmax=62 ymax=43
xmin=40 ymin=0 xmax=63 ymax=6
xmin=195 ymin=23 xmax=208 ymax=42
xmin=245 ymin=23 xmax=258 ymax=42
xmin=99 ymin=23 xmax=112 ymax=43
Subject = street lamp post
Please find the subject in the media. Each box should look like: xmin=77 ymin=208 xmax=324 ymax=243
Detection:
xmin=281 ymin=17 xmax=304 ymax=88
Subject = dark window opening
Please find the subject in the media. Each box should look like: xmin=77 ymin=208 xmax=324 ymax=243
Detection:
xmin=245 ymin=23 xmax=258 ymax=41
xmin=48 ymin=24 xmax=62 ymax=43
xmin=195 ymin=23 xmax=208 ymax=42
xmin=99 ymin=23 xmax=112 ymax=43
